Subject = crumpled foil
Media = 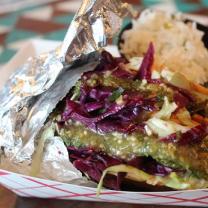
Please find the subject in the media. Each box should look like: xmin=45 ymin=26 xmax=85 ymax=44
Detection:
xmin=0 ymin=0 xmax=135 ymax=184
xmin=61 ymin=0 xmax=136 ymax=63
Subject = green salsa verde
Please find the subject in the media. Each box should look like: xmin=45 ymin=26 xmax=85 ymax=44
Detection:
xmin=58 ymin=122 xmax=208 ymax=180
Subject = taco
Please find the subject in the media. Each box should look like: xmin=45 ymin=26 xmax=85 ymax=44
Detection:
xmin=42 ymin=42 xmax=208 ymax=192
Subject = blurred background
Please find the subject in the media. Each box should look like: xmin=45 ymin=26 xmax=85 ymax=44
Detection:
xmin=0 ymin=0 xmax=207 ymax=68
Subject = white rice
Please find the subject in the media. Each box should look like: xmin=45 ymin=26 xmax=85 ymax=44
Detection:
xmin=120 ymin=9 xmax=208 ymax=84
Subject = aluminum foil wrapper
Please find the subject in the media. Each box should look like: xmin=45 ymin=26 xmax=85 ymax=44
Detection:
xmin=61 ymin=0 xmax=136 ymax=63
xmin=0 ymin=0 xmax=135 ymax=184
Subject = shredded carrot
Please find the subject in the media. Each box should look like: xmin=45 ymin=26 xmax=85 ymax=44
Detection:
xmin=204 ymin=118 xmax=208 ymax=124
xmin=192 ymin=114 xmax=204 ymax=123
xmin=191 ymin=83 xmax=208 ymax=95
xmin=170 ymin=114 xmax=181 ymax=124
xmin=170 ymin=118 xmax=179 ymax=123
xmin=192 ymin=114 xmax=208 ymax=124
xmin=152 ymin=60 xmax=164 ymax=72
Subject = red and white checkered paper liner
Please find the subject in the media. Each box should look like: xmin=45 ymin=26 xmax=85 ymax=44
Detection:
xmin=1 ymin=169 xmax=208 ymax=206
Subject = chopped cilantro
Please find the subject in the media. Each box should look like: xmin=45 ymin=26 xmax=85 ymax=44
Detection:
xmin=108 ymin=87 xmax=124 ymax=102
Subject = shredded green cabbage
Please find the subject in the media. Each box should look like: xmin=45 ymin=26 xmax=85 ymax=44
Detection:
xmin=154 ymin=96 xmax=177 ymax=120
xmin=176 ymin=108 xmax=197 ymax=127
xmin=29 ymin=124 xmax=55 ymax=177
xmin=97 ymin=164 xmax=208 ymax=195
xmin=146 ymin=117 xmax=189 ymax=138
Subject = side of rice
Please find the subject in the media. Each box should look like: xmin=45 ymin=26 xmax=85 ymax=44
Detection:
xmin=120 ymin=9 xmax=208 ymax=84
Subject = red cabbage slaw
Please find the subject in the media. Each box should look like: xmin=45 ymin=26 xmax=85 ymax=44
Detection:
xmin=68 ymin=146 xmax=175 ymax=190
xmin=57 ymin=43 xmax=208 ymax=191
